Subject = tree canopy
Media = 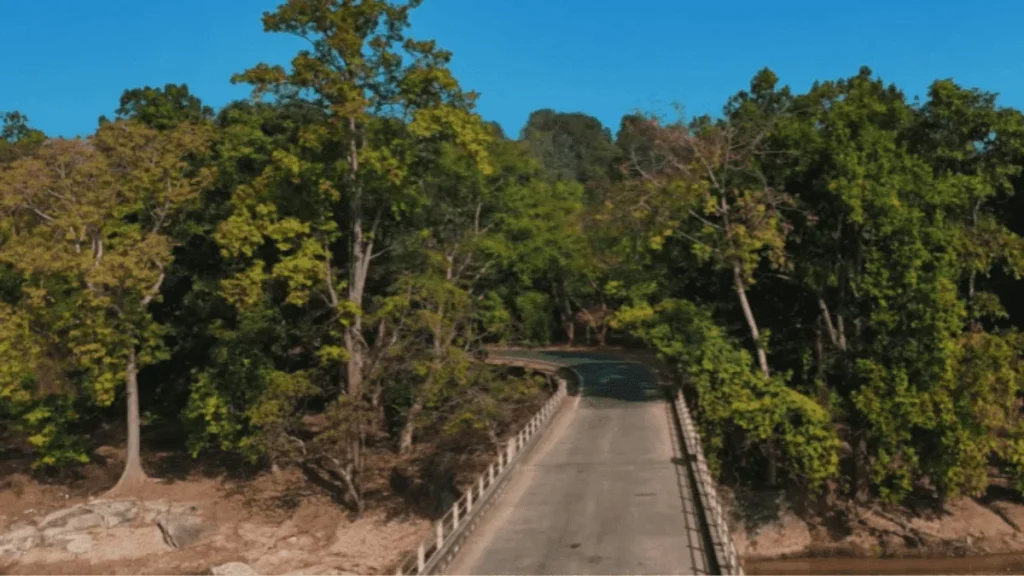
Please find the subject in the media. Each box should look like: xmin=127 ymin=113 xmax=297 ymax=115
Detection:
xmin=3 ymin=3 xmax=1024 ymax=514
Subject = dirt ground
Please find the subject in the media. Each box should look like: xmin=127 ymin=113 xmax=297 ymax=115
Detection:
xmin=727 ymin=486 xmax=1024 ymax=564
xmin=0 ymin=376 xmax=550 ymax=575
xmin=0 ymin=462 xmax=430 ymax=575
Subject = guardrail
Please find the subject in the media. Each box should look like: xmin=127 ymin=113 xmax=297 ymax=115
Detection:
xmin=671 ymin=388 xmax=743 ymax=575
xmin=393 ymin=372 xmax=569 ymax=575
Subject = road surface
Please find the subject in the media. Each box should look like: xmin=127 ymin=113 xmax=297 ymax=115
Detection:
xmin=448 ymin=350 xmax=709 ymax=575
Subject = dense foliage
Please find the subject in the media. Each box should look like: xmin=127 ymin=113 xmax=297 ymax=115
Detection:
xmin=3 ymin=2 xmax=1024 ymax=510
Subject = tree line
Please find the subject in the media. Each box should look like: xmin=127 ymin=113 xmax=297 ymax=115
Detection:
xmin=3 ymin=0 xmax=1024 ymax=512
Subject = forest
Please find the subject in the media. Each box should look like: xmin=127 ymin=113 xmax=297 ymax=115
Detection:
xmin=3 ymin=0 xmax=1024 ymax=516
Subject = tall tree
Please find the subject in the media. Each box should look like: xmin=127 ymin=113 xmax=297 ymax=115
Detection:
xmin=0 ymin=121 xmax=213 ymax=492
xmin=233 ymin=0 xmax=491 ymax=403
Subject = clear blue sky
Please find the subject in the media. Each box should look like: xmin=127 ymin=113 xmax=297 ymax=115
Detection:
xmin=3 ymin=0 xmax=1023 ymax=139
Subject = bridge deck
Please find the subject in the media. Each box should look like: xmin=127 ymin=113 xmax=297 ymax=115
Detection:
xmin=448 ymin=352 xmax=709 ymax=575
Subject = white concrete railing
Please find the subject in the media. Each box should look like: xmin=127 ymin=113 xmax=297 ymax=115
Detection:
xmin=394 ymin=376 xmax=568 ymax=575
xmin=672 ymin=388 xmax=744 ymax=575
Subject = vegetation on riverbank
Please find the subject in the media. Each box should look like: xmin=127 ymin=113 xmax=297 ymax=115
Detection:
xmin=3 ymin=0 xmax=1024 ymax=523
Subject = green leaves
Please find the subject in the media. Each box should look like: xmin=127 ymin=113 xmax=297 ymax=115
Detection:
xmin=615 ymin=298 xmax=839 ymax=490
xmin=0 ymin=119 xmax=211 ymax=469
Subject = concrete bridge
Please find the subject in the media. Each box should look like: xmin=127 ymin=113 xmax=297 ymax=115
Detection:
xmin=396 ymin=348 xmax=742 ymax=576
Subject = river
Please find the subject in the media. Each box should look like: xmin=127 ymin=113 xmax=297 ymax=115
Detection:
xmin=746 ymin=553 xmax=1024 ymax=575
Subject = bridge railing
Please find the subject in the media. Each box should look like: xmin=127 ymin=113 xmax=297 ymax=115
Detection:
xmin=672 ymin=388 xmax=744 ymax=575
xmin=394 ymin=372 xmax=569 ymax=575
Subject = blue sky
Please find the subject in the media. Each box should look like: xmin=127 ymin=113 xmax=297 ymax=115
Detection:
xmin=3 ymin=0 xmax=1023 ymax=139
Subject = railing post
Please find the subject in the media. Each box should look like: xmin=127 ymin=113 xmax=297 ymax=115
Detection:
xmin=466 ymin=483 xmax=473 ymax=513
xmin=489 ymin=462 xmax=495 ymax=483
xmin=435 ymin=520 xmax=443 ymax=549
xmin=453 ymin=499 xmax=460 ymax=529
xmin=479 ymin=473 xmax=485 ymax=496
xmin=417 ymin=543 xmax=425 ymax=574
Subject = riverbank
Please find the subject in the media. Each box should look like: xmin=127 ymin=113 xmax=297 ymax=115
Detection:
xmin=746 ymin=552 xmax=1024 ymax=575
xmin=729 ymin=487 xmax=1024 ymax=573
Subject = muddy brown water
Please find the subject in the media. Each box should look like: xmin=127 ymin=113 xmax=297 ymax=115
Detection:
xmin=746 ymin=553 xmax=1024 ymax=575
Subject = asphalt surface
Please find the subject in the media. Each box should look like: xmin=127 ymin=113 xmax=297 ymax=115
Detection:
xmin=448 ymin=351 xmax=709 ymax=575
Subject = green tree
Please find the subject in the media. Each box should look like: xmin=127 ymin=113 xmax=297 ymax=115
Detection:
xmin=101 ymin=83 xmax=214 ymax=130
xmin=0 ymin=121 xmax=213 ymax=491
xmin=233 ymin=0 xmax=492 ymax=402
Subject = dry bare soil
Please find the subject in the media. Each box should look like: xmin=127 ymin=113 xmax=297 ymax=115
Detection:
xmin=0 ymin=460 xmax=431 ymax=575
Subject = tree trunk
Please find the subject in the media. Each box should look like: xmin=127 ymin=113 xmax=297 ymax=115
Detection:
xmin=108 ymin=349 xmax=147 ymax=495
xmin=733 ymin=263 xmax=770 ymax=378
xmin=852 ymin=431 xmax=870 ymax=503
xmin=814 ymin=323 xmax=830 ymax=408
xmin=562 ymin=297 xmax=575 ymax=346
xmin=345 ymin=303 xmax=364 ymax=398
xmin=731 ymin=262 xmax=776 ymax=483
xmin=345 ymin=116 xmax=369 ymax=400
xmin=399 ymin=396 xmax=424 ymax=455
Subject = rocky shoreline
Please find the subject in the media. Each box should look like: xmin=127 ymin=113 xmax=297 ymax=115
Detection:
xmin=730 ymin=490 xmax=1024 ymax=563
xmin=0 ymin=484 xmax=426 ymax=575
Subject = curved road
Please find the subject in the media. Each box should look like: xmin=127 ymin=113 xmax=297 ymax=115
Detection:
xmin=449 ymin=350 xmax=710 ymax=575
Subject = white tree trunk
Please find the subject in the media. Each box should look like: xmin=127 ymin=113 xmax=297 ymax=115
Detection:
xmin=109 ymin=349 xmax=147 ymax=494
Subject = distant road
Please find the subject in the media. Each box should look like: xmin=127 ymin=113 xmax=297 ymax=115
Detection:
xmin=449 ymin=350 xmax=710 ymax=575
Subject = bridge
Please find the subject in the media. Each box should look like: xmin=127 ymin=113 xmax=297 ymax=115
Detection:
xmin=395 ymin=349 xmax=742 ymax=575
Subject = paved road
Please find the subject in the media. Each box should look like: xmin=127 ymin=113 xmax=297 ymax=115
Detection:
xmin=448 ymin=351 xmax=709 ymax=575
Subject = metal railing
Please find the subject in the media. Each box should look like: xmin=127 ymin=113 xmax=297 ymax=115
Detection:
xmin=672 ymin=388 xmax=744 ymax=575
xmin=394 ymin=376 xmax=568 ymax=575
xmin=392 ymin=349 xmax=744 ymax=576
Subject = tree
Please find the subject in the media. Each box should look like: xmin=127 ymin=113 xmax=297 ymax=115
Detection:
xmin=0 ymin=120 xmax=213 ymax=492
xmin=0 ymin=111 xmax=46 ymax=164
xmin=101 ymin=83 xmax=214 ymax=130
xmin=233 ymin=0 xmax=491 ymax=403
xmin=520 ymin=109 xmax=619 ymax=203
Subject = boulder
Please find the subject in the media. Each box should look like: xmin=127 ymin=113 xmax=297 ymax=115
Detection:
xmin=157 ymin=513 xmax=206 ymax=549
xmin=211 ymin=561 xmax=258 ymax=575
xmin=87 ymin=499 xmax=139 ymax=528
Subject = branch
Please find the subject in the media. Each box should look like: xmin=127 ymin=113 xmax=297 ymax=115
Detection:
xmin=140 ymin=261 xmax=165 ymax=307
xmin=687 ymin=209 xmax=721 ymax=230
xmin=29 ymin=207 xmax=56 ymax=223
xmin=325 ymin=243 xmax=339 ymax=308
xmin=817 ymin=297 xmax=845 ymax=351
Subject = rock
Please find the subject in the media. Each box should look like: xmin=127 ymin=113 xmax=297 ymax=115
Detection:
xmin=40 ymin=512 xmax=104 ymax=539
xmin=0 ymin=524 xmax=39 ymax=557
xmin=64 ymin=534 xmax=94 ymax=554
xmin=1 ymin=524 xmax=39 ymax=542
xmin=211 ymin=561 xmax=257 ymax=575
xmin=157 ymin=513 xmax=206 ymax=549
xmin=142 ymin=500 xmax=171 ymax=523
xmin=87 ymin=499 xmax=139 ymax=528
xmin=37 ymin=506 xmax=98 ymax=530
